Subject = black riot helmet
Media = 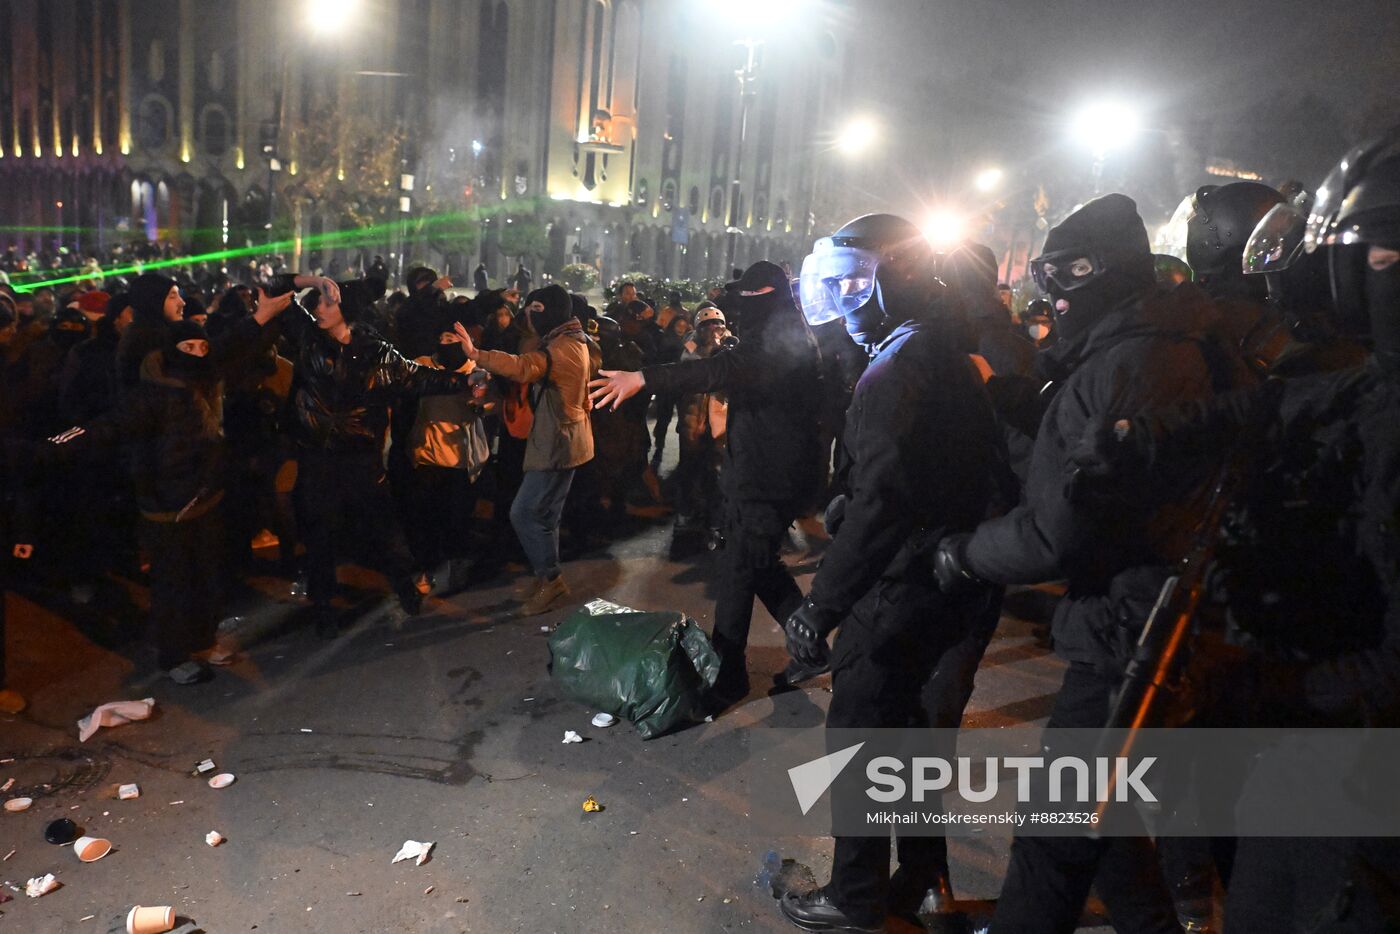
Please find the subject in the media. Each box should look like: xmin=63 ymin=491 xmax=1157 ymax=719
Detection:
xmin=1027 ymin=193 xmax=1155 ymax=343
xmin=799 ymin=213 xmax=943 ymax=346
xmin=1185 ymin=182 xmax=1285 ymax=282
xmin=1303 ymin=126 xmax=1400 ymax=371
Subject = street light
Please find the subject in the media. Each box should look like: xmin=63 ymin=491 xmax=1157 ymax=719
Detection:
xmin=836 ymin=116 xmax=879 ymax=158
xmin=1070 ymin=100 xmax=1141 ymax=160
xmin=708 ymin=0 xmax=801 ymax=30
xmin=974 ymin=167 xmax=1003 ymax=193
xmin=1071 ymin=100 xmax=1141 ymax=194
xmin=922 ymin=209 xmax=965 ymax=249
xmin=307 ymin=0 xmax=360 ymax=34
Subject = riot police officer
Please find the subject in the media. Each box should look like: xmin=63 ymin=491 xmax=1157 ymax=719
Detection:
xmin=778 ymin=214 xmax=1013 ymax=932
xmin=933 ymin=193 xmax=1254 ymax=933
xmin=589 ymin=261 xmax=822 ymax=709
xmin=1084 ymin=130 xmax=1400 ymax=932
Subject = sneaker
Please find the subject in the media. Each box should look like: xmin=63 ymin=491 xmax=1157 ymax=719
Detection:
xmin=0 ymin=689 xmax=27 ymax=715
xmin=517 ymin=576 xmax=570 ymax=617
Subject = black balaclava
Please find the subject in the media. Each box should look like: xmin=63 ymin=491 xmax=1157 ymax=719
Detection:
xmin=164 ymin=319 xmax=214 ymax=382
xmin=436 ymin=341 xmax=468 ymax=372
xmin=525 ymin=284 xmax=573 ymax=334
xmin=49 ymin=307 xmax=91 ymax=351
xmin=733 ymin=260 xmax=791 ymax=337
xmin=183 ymin=295 xmax=207 ymax=320
xmin=1364 ymin=243 xmax=1400 ymax=374
xmin=128 ymin=272 xmax=179 ymax=328
xmin=1039 ymin=193 xmax=1155 ymax=342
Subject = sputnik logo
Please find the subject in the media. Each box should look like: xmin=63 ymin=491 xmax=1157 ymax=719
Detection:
xmin=787 ymin=742 xmax=865 ymax=815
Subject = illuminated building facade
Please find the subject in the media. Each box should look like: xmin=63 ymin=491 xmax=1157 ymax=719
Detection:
xmin=0 ymin=0 xmax=850 ymax=283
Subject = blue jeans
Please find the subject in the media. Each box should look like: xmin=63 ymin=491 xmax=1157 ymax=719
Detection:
xmin=509 ymin=468 xmax=576 ymax=580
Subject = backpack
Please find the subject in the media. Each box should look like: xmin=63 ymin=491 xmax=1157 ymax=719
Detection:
xmin=502 ymin=346 xmax=553 ymax=440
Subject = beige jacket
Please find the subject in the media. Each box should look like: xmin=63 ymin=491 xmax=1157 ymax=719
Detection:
xmin=476 ymin=332 xmax=595 ymax=471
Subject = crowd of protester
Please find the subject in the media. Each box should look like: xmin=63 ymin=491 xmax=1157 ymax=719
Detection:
xmin=0 ymin=254 xmax=811 ymax=697
xmin=5 ymin=118 xmax=1399 ymax=934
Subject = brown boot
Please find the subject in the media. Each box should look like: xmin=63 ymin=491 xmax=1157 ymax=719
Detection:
xmin=518 ymin=576 xmax=570 ymax=617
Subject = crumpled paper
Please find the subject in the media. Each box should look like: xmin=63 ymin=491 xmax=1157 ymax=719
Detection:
xmin=392 ymin=840 xmax=434 ymax=866
xmin=582 ymin=795 xmax=603 ymax=813
xmin=77 ymin=698 xmax=155 ymax=742
xmin=562 ymin=730 xmax=583 ymax=744
xmin=25 ymin=873 xmax=59 ymax=898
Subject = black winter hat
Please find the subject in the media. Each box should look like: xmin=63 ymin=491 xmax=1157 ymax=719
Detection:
xmin=183 ymin=295 xmax=207 ymax=319
xmin=128 ymin=272 xmax=179 ymax=327
xmin=569 ymin=292 xmax=593 ymax=322
xmin=338 ymin=277 xmax=387 ymax=324
xmin=1042 ymin=193 xmax=1154 ymax=287
xmin=525 ymin=284 xmax=573 ymax=333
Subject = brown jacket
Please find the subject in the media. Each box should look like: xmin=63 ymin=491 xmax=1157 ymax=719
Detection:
xmin=477 ymin=330 xmax=595 ymax=471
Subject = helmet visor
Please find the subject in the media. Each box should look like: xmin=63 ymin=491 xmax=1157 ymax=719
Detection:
xmin=1028 ymin=249 xmax=1106 ymax=294
xmin=1243 ymin=203 xmax=1307 ymax=275
xmin=799 ymin=237 xmax=881 ymax=326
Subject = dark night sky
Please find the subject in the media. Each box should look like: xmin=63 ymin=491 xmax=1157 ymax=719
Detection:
xmin=831 ymin=0 xmax=1400 ymax=222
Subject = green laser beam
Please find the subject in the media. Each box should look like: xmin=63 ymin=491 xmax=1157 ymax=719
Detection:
xmin=11 ymin=199 xmax=549 ymax=292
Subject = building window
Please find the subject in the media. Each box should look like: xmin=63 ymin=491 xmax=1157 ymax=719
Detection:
xmin=201 ymin=105 xmax=229 ymax=158
xmin=636 ymin=178 xmax=649 ymax=207
xmin=661 ymin=179 xmax=677 ymax=213
xmin=137 ymin=95 xmax=172 ymax=150
xmin=688 ymin=186 xmax=700 ymax=214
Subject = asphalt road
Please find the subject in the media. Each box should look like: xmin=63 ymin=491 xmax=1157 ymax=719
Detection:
xmin=1 ymin=500 xmax=1104 ymax=933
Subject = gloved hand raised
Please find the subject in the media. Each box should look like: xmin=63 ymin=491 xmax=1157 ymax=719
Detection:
xmin=783 ymin=597 xmax=841 ymax=671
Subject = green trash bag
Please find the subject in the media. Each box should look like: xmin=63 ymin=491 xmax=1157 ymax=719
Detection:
xmin=548 ymin=599 xmax=721 ymax=739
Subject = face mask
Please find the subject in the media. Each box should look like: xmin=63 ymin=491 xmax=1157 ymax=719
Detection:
xmin=437 ymin=342 xmax=468 ymax=372
xmin=1028 ymin=323 xmax=1051 ymax=341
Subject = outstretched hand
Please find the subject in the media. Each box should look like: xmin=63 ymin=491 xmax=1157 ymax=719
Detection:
xmin=588 ymin=370 xmax=646 ymax=411
xmin=253 ymin=287 xmax=294 ymax=324
xmin=451 ymin=321 xmax=479 ymax=359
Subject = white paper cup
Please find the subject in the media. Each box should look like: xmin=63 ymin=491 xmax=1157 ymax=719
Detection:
xmin=74 ymin=835 xmax=112 ymax=862
xmin=126 ymin=905 xmax=175 ymax=934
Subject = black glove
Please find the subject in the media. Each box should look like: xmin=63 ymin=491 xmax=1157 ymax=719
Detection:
xmin=932 ymin=533 xmax=989 ymax=595
xmin=823 ymin=494 xmax=848 ymax=537
xmin=1067 ymin=417 xmax=1147 ymax=503
xmin=783 ymin=596 xmax=841 ymax=671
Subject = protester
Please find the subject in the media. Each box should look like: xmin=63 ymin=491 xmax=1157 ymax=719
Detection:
xmin=453 ymin=284 xmax=596 ymax=617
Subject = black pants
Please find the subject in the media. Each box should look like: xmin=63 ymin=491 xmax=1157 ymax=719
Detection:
xmin=139 ymin=509 xmax=223 ymax=670
xmin=298 ymin=449 xmax=416 ymax=606
xmin=711 ymin=499 xmax=803 ymax=695
xmin=652 ymin=393 xmax=678 ymax=461
xmin=991 ymin=661 xmax=1180 ymax=934
xmin=824 ymin=576 xmax=1002 ymax=925
xmin=407 ymin=464 xmax=479 ymax=569
xmin=1226 ymin=836 xmax=1400 ymax=932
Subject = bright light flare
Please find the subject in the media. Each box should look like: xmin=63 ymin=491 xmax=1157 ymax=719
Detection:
xmin=307 ymin=0 xmax=359 ymax=34
xmin=1071 ymin=100 xmax=1142 ymax=159
xmin=974 ymin=167 xmax=1004 ymax=193
xmin=922 ymin=210 xmax=965 ymax=249
xmin=709 ymin=0 xmax=803 ymax=30
xmin=836 ymin=116 xmax=880 ymax=158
